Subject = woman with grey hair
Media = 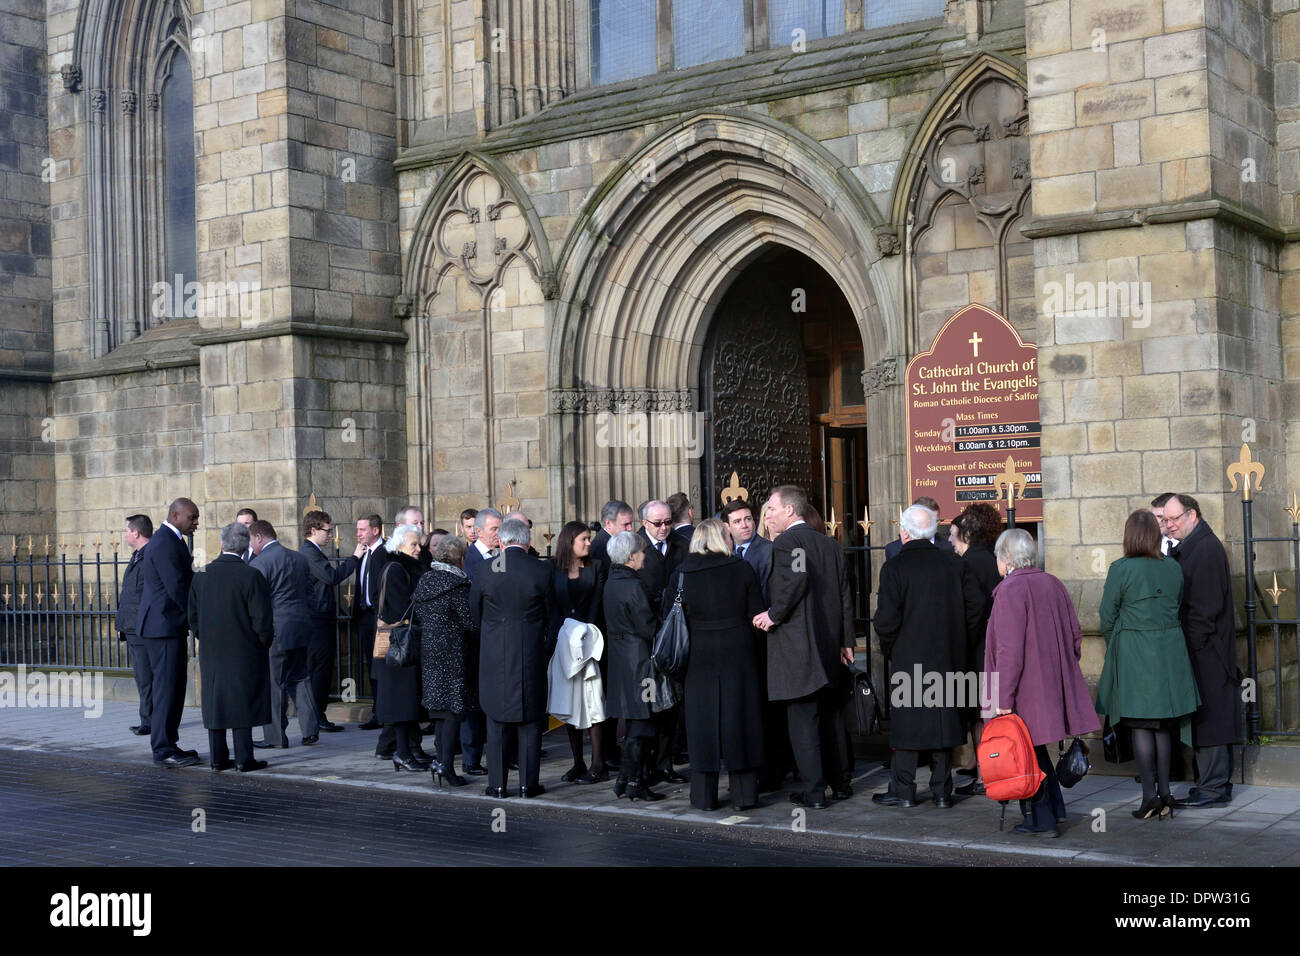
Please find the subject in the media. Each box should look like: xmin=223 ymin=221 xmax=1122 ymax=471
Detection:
xmin=985 ymin=529 xmax=1100 ymax=836
xmin=601 ymin=530 xmax=663 ymax=801
xmin=376 ymin=523 xmax=429 ymax=771
xmin=415 ymin=534 xmax=476 ymax=786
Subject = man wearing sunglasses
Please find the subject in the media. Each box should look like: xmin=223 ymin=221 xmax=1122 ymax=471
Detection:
xmin=1163 ymin=493 xmax=1239 ymax=808
xmin=637 ymin=499 xmax=686 ymax=608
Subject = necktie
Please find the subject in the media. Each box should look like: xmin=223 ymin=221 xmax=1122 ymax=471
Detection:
xmin=659 ymin=541 xmax=666 ymax=556
xmin=360 ymin=549 xmax=370 ymax=607
xmin=734 ymin=545 xmax=743 ymax=557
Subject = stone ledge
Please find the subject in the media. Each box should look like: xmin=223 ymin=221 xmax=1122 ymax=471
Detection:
xmin=192 ymin=319 xmax=408 ymax=347
xmin=1022 ymin=198 xmax=1299 ymax=244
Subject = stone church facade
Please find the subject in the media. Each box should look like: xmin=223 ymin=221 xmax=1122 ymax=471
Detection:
xmin=1 ymin=0 xmax=1295 ymax=647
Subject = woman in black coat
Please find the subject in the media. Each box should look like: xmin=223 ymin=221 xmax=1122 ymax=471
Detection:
xmin=948 ymin=503 xmax=1003 ymax=794
xmin=416 ymin=534 xmax=476 ymax=787
xmin=551 ymin=520 xmax=610 ymax=783
xmin=376 ymin=524 xmax=427 ymax=771
xmin=663 ymin=518 xmax=765 ymax=811
xmin=602 ymin=531 xmax=663 ymax=802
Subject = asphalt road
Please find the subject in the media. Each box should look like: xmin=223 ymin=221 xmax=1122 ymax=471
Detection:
xmin=0 ymin=749 xmax=1031 ymax=867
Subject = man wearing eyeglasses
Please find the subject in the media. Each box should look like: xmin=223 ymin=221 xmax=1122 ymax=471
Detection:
xmin=1163 ymin=494 xmax=1240 ymax=808
xmin=1150 ymin=492 xmax=1178 ymax=555
xmin=637 ymin=499 xmax=686 ymax=608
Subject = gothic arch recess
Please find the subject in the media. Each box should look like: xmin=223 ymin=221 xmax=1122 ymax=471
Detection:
xmin=547 ymin=111 xmax=897 ymax=520
xmin=402 ymin=154 xmax=554 ymax=518
xmin=71 ymin=0 xmax=192 ymax=357
xmin=892 ymin=54 xmax=1035 ymax=352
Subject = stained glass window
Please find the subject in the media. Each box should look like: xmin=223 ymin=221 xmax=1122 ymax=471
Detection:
xmin=162 ymin=51 xmax=196 ymax=315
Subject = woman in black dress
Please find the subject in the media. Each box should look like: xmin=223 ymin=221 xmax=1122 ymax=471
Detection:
xmin=602 ymin=531 xmax=663 ymax=802
xmin=948 ymin=503 xmax=1002 ymax=794
xmin=552 ymin=520 xmax=609 ymax=783
xmin=376 ymin=524 xmax=427 ymax=772
xmin=663 ymin=518 xmax=765 ymax=811
xmin=416 ymin=534 xmax=476 ymax=787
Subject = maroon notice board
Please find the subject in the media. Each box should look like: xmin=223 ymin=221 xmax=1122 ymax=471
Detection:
xmin=905 ymin=305 xmax=1041 ymax=523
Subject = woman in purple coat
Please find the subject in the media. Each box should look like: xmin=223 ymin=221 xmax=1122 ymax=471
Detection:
xmin=985 ymin=529 xmax=1101 ymax=837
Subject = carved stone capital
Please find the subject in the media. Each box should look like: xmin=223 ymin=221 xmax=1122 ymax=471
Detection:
xmin=146 ymin=92 xmax=160 ymax=111
xmin=393 ymin=294 xmax=414 ymax=319
xmin=874 ymin=227 xmax=901 ymax=257
xmin=864 ymin=356 xmax=903 ymax=395
xmin=89 ymin=89 xmax=106 ymax=113
xmin=539 ymin=272 xmax=559 ymax=300
xmin=120 ymin=90 xmax=137 ymax=114
xmin=551 ymin=387 xmax=693 ymax=414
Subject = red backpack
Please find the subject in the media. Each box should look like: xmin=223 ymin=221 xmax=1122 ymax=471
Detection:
xmin=978 ymin=714 xmax=1045 ymax=804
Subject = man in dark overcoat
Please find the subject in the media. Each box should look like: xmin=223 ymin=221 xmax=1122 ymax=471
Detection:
xmin=872 ymin=504 xmax=984 ymax=808
xmin=300 ymin=509 xmax=362 ymax=731
xmin=136 ymin=497 xmax=200 ymax=768
xmin=189 ymin=522 xmax=275 ymax=772
xmin=249 ymin=519 xmax=320 ymax=748
xmin=116 ymin=513 xmax=154 ymax=737
xmin=753 ymin=485 xmax=856 ymax=809
xmin=1167 ymin=494 xmax=1240 ymax=807
xmin=471 ymin=517 xmax=557 ymax=797
xmin=637 ymin=499 xmax=687 ymax=607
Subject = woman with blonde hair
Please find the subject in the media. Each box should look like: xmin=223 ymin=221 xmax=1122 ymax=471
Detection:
xmin=663 ymin=518 xmax=766 ymax=811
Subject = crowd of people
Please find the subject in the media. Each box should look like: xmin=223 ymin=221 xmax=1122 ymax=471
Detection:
xmin=116 ymin=484 xmax=1239 ymax=833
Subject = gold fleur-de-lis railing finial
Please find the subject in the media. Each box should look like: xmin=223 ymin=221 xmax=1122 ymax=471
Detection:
xmin=995 ymin=455 xmax=1028 ymax=510
xmin=1226 ymin=443 xmax=1265 ymax=501
xmin=303 ymin=492 xmax=320 ymax=516
xmin=858 ymin=507 xmax=874 ymax=538
xmin=721 ymin=471 xmax=748 ymax=506
xmin=825 ymin=507 xmax=840 ymax=540
xmin=1265 ymin=572 xmax=1286 ymax=605
xmin=2 ymin=585 xmax=9 ymax=606
xmin=1286 ymin=492 xmax=1300 ymax=525
xmin=497 ymin=481 xmax=520 ymax=514
xmin=50 ymin=586 xmax=59 ymax=606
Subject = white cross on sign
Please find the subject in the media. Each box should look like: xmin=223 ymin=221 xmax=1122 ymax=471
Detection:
xmin=969 ymin=332 xmax=982 ymax=357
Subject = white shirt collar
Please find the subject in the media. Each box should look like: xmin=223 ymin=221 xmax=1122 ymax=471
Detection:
xmin=787 ymin=519 xmax=806 ymax=530
xmin=162 ymin=520 xmax=184 ymax=540
xmin=475 ymin=538 xmax=493 ymax=557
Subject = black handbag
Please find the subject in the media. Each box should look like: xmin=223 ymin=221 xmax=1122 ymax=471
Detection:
xmin=1055 ymin=737 xmax=1090 ymax=788
xmin=1102 ymin=717 xmax=1133 ymax=764
xmin=652 ymin=575 xmax=690 ymax=680
xmin=385 ymin=608 xmax=419 ymax=668
xmin=649 ymin=663 xmax=681 ymax=713
xmin=850 ymin=665 xmax=882 ymax=736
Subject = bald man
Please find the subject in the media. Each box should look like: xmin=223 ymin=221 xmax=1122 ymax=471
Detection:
xmin=137 ymin=497 xmax=201 ymax=767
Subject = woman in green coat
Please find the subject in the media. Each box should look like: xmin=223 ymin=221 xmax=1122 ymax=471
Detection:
xmin=1097 ymin=510 xmax=1201 ymax=820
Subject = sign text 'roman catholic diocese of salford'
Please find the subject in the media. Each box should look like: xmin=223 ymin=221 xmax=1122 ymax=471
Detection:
xmin=905 ymin=305 xmax=1041 ymax=523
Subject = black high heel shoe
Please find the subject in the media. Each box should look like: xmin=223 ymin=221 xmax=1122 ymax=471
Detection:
xmin=1132 ymin=796 xmax=1165 ymax=820
xmin=393 ymin=754 xmax=430 ymax=772
xmin=430 ymin=761 xmax=468 ymax=788
xmin=1160 ymin=793 xmax=1175 ymax=819
xmin=561 ymin=763 xmax=588 ymax=783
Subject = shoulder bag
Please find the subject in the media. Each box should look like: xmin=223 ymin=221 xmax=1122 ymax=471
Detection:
xmin=374 ymin=563 xmax=418 ymax=666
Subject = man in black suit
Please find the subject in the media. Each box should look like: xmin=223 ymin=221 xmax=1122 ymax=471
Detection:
xmin=636 ymin=499 xmax=687 ymax=607
xmin=884 ymin=496 xmax=954 ymax=560
xmin=753 ymin=485 xmax=856 ymax=809
xmin=354 ymin=514 xmax=388 ymax=732
xmin=235 ymin=508 xmax=258 ymax=562
xmin=471 ymin=517 xmax=557 ymax=797
xmin=249 ymin=519 xmax=319 ymax=747
xmin=589 ymin=499 xmax=634 ymax=575
xmin=667 ymin=491 xmax=695 ymax=546
xmin=136 ymin=497 xmax=200 ymax=768
xmin=463 ymin=507 xmax=502 ymax=584
xmin=301 ymin=510 xmax=363 ymax=732
xmin=117 ymin=513 xmax=153 ymax=737
xmin=189 ymin=522 xmax=275 ymax=773
xmin=723 ymin=498 xmax=773 ymax=602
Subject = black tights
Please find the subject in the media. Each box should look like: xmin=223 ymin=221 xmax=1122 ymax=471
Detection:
xmin=1131 ymin=726 xmax=1173 ymax=802
xmin=567 ymin=724 xmax=604 ymax=772
xmin=393 ymin=722 xmax=417 ymax=760
xmin=437 ymin=716 xmax=462 ymax=771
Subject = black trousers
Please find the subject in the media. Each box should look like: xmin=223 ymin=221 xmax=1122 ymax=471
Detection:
xmin=651 ymin=705 xmax=679 ymax=774
xmin=785 ymin=688 xmax=844 ymax=801
xmin=1193 ymin=744 xmax=1234 ymax=799
xmin=209 ymin=728 xmax=254 ymax=767
xmin=307 ymin=617 xmax=335 ymax=721
xmin=144 ymin=637 xmax=187 ymax=760
xmin=891 ymin=749 xmax=952 ymax=801
xmin=460 ymin=708 xmax=486 ymax=767
xmin=487 ymin=717 xmax=541 ymax=791
xmin=357 ymin=608 xmax=383 ymax=721
xmin=691 ymin=770 xmax=758 ymax=810
xmin=126 ymin=636 xmax=153 ymax=729
xmin=263 ymin=646 xmax=318 ymax=746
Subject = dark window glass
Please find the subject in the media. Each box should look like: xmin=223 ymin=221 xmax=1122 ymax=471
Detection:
xmin=162 ymin=51 xmax=196 ymax=318
xmin=592 ymin=0 xmax=658 ymax=85
xmin=840 ymin=349 xmax=865 ymax=407
xmin=673 ymin=0 xmax=744 ymax=68
xmin=768 ymin=0 xmax=845 ymax=47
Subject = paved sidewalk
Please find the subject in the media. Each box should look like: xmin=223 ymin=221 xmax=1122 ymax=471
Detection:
xmin=3 ymin=699 xmax=1298 ymax=866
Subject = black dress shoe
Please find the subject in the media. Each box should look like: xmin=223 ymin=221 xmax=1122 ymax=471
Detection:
xmin=1174 ymin=792 xmax=1232 ymax=809
xmin=871 ymin=792 xmax=917 ymax=808
xmin=789 ymin=792 xmax=829 ymax=810
xmin=520 ymin=784 xmax=546 ymax=798
xmin=484 ymin=786 xmax=510 ymax=798
xmin=831 ymin=786 xmax=853 ymax=801
xmin=955 ymin=779 xmax=985 ymax=796
xmin=235 ymin=759 xmax=269 ymax=773
xmin=934 ymin=796 xmax=953 ymax=809
xmin=411 ymin=747 xmax=433 ymax=763
xmin=393 ymin=755 xmax=430 ymax=772
xmin=301 ymin=735 xmax=319 ymax=745
xmin=660 ymin=770 xmax=687 ymax=784
xmin=561 ymin=764 xmax=589 ymax=783
xmin=129 ymin=725 xmax=151 ymax=736
xmin=255 ymin=741 xmax=285 ymax=749
xmin=358 ymin=718 xmax=381 ymax=730
xmin=464 ymin=764 xmax=487 ymax=776
xmin=178 ymin=748 xmax=199 ymax=758
xmin=375 ymin=750 xmax=395 ymax=759
xmin=318 ymin=720 xmax=344 ymax=733
xmin=210 ymin=758 xmax=235 ymax=772
xmin=1012 ymin=822 xmax=1060 ymax=837
xmin=575 ymin=768 xmax=610 ymax=784
xmin=155 ymin=754 xmax=200 ymax=768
